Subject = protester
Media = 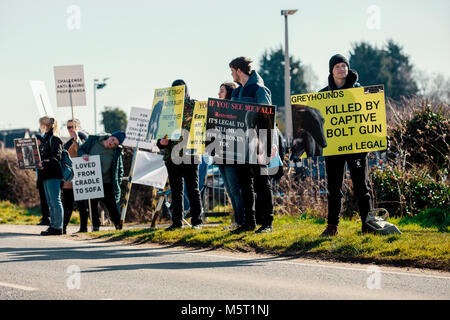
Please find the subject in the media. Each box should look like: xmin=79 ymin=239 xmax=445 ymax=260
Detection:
xmin=37 ymin=116 xmax=64 ymax=236
xmin=61 ymin=119 xmax=89 ymax=234
xmin=318 ymin=54 xmax=374 ymax=236
xmin=228 ymin=56 xmax=274 ymax=233
xmin=78 ymin=131 xmax=126 ymax=231
xmin=216 ymin=82 xmax=246 ymax=228
xmin=35 ymin=124 xmax=51 ymax=226
xmin=156 ymin=80 xmax=203 ymax=230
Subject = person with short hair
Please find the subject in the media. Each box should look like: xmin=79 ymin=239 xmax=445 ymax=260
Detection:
xmin=228 ymin=56 xmax=274 ymax=233
xmin=37 ymin=116 xmax=64 ymax=236
xmin=78 ymin=131 xmax=126 ymax=231
xmin=157 ymin=79 xmax=203 ymax=230
xmin=62 ymin=119 xmax=89 ymax=234
xmin=319 ymin=54 xmax=374 ymax=236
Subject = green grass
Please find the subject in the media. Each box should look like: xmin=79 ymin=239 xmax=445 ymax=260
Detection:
xmin=91 ymin=214 xmax=450 ymax=271
xmin=0 ymin=200 xmax=80 ymax=225
xmin=1 ymin=200 xmax=448 ymax=271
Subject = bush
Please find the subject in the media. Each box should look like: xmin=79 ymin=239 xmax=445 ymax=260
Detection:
xmin=0 ymin=149 xmax=40 ymax=208
xmin=371 ymin=165 xmax=449 ymax=217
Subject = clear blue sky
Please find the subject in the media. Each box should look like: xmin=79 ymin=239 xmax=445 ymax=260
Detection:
xmin=1 ymin=0 xmax=449 ymax=135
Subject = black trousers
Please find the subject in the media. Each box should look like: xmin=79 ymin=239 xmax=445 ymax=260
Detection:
xmin=37 ymin=180 xmax=50 ymax=223
xmin=325 ymin=153 xmax=373 ymax=226
xmin=236 ymin=164 xmax=274 ymax=228
xmin=62 ymin=188 xmax=89 ymax=230
xmin=89 ymin=183 xmax=121 ymax=229
xmin=165 ymin=161 xmax=202 ymax=227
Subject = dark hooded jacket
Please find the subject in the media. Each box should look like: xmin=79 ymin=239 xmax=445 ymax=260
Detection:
xmin=231 ymin=70 xmax=272 ymax=105
xmin=319 ymin=69 xmax=361 ymax=92
xmin=77 ymin=135 xmax=124 ymax=205
xmin=37 ymin=129 xmax=63 ymax=181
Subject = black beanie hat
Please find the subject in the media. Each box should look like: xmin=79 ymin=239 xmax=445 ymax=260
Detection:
xmin=329 ymin=54 xmax=350 ymax=74
xmin=171 ymin=79 xmax=190 ymax=99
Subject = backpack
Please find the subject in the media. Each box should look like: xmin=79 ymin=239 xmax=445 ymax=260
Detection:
xmin=60 ymin=149 xmax=74 ymax=182
xmin=365 ymin=208 xmax=402 ymax=235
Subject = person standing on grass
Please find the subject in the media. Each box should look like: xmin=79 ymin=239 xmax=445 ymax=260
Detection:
xmin=77 ymin=131 xmax=126 ymax=232
xmin=37 ymin=116 xmax=64 ymax=236
xmin=228 ymin=56 xmax=274 ymax=234
xmin=61 ymin=118 xmax=89 ymax=234
xmin=318 ymin=54 xmax=374 ymax=236
xmin=216 ymin=81 xmax=246 ymax=229
xmin=157 ymin=79 xmax=203 ymax=231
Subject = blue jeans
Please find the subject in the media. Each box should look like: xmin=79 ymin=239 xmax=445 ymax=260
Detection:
xmin=43 ymin=179 xmax=64 ymax=230
xmin=218 ymin=164 xmax=245 ymax=226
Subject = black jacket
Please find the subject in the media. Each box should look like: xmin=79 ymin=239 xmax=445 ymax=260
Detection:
xmin=38 ymin=130 xmax=63 ymax=181
xmin=319 ymin=69 xmax=361 ymax=92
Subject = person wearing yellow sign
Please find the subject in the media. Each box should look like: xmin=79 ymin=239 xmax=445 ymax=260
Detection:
xmin=319 ymin=54 xmax=374 ymax=236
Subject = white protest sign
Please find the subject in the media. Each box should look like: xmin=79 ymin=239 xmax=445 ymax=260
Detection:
xmin=123 ymin=107 xmax=155 ymax=149
xmin=53 ymin=64 xmax=86 ymax=107
xmin=29 ymin=80 xmax=54 ymax=117
xmin=132 ymin=151 xmax=167 ymax=189
xmin=72 ymin=155 xmax=104 ymax=201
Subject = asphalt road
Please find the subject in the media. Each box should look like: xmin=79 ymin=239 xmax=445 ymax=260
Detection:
xmin=0 ymin=225 xmax=449 ymax=300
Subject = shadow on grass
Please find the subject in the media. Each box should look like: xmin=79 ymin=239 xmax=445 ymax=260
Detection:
xmin=398 ymin=208 xmax=449 ymax=232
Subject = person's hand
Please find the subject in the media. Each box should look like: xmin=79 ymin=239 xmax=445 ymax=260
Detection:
xmin=37 ymin=161 xmax=43 ymax=170
xmin=271 ymin=144 xmax=278 ymax=159
xmin=70 ymin=129 xmax=78 ymax=140
xmin=160 ymin=135 xmax=169 ymax=146
xmin=82 ymin=155 xmax=89 ymax=161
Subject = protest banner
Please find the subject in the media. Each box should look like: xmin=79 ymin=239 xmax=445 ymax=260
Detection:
xmin=122 ymin=107 xmax=155 ymax=150
xmin=131 ymin=151 xmax=168 ymax=189
xmin=146 ymin=85 xmax=185 ymax=141
xmin=290 ymin=85 xmax=387 ymax=159
xmin=29 ymin=80 xmax=54 ymax=117
xmin=187 ymin=101 xmax=208 ymax=155
xmin=14 ymin=138 xmax=40 ymax=169
xmin=72 ymin=155 xmax=104 ymax=201
xmin=53 ymin=65 xmax=86 ymax=108
xmin=206 ymin=98 xmax=276 ymax=164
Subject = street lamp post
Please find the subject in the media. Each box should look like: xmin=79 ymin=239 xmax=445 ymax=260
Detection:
xmin=93 ymin=77 xmax=109 ymax=134
xmin=281 ymin=9 xmax=297 ymax=146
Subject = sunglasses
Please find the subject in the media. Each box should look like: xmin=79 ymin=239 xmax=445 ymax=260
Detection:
xmin=67 ymin=126 xmax=74 ymax=129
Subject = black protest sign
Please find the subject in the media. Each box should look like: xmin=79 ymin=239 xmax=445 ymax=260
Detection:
xmin=205 ymin=98 xmax=276 ymax=164
xmin=14 ymin=138 xmax=41 ymax=169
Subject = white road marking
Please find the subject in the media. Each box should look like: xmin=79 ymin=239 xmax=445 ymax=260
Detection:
xmin=0 ymin=281 xmax=38 ymax=291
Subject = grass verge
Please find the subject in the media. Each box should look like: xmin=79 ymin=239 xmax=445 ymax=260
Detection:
xmin=1 ymin=200 xmax=448 ymax=271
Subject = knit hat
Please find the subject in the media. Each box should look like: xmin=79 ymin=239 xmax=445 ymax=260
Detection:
xmin=111 ymin=131 xmax=126 ymax=145
xmin=329 ymin=54 xmax=350 ymax=74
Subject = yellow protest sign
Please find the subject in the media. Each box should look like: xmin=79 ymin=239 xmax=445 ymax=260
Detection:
xmin=147 ymin=85 xmax=185 ymax=141
xmin=290 ymin=85 xmax=387 ymax=158
xmin=188 ymin=101 xmax=208 ymax=155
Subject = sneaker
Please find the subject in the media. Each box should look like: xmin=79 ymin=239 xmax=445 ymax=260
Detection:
xmin=92 ymin=227 xmax=100 ymax=232
xmin=255 ymin=225 xmax=273 ymax=233
xmin=165 ymin=224 xmax=182 ymax=231
xmin=192 ymin=223 xmax=203 ymax=230
xmin=40 ymin=227 xmax=63 ymax=236
xmin=74 ymin=229 xmax=88 ymax=234
xmin=320 ymin=225 xmax=338 ymax=237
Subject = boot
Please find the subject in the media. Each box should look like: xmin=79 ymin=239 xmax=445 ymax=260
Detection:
xmin=320 ymin=225 xmax=338 ymax=237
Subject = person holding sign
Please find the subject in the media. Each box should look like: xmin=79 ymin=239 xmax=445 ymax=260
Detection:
xmin=216 ymin=82 xmax=246 ymax=229
xmin=318 ymin=54 xmax=374 ymax=236
xmin=37 ymin=116 xmax=64 ymax=236
xmin=228 ymin=56 xmax=274 ymax=234
xmin=78 ymin=131 xmax=126 ymax=231
xmin=61 ymin=119 xmax=89 ymax=234
xmin=157 ymin=79 xmax=203 ymax=230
